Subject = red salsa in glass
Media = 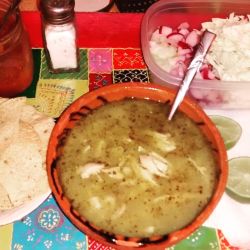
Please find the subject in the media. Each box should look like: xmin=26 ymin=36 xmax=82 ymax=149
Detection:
xmin=0 ymin=8 xmax=33 ymax=97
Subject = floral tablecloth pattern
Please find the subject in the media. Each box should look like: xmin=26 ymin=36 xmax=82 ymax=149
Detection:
xmin=0 ymin=48 xmax=239 ymax=250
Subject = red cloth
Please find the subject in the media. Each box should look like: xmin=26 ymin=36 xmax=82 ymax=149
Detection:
xmin=21 ymin=12 xmax=143 ymax=48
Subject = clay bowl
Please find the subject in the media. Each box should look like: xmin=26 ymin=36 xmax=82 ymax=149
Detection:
xmin=46 ymin=82 xmax=228 ymax=249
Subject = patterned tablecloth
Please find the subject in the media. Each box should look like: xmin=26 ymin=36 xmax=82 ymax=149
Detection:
xmin=0 ymin=48 xmax=239 ymax=250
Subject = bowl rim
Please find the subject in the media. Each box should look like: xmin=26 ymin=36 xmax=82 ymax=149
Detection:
xmin=46 ymin=82 xmax=228 ymax=249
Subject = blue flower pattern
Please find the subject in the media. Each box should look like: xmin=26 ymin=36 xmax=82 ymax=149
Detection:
xmin=12 ymin=195 xmax=87 ymax=250
xmin=38 ymin=208 xmax=61 ymax=232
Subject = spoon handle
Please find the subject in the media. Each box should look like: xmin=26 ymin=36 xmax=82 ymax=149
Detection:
xmin=168 ymin=30 xmax=216 ymax=120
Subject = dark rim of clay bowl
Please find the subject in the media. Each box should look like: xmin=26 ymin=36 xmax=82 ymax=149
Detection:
xmin=46 ymin=82 xmax=228 ymax=249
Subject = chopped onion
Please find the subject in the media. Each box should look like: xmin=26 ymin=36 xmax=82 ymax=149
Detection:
xmin=89 ymin=196 xmax=102 ymax=209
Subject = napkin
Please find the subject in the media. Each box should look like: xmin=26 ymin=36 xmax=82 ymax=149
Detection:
xmin=203 ymin=109 xmax=250 ymax=249
xmin=204 ymin=193 xmax=250 ymax=249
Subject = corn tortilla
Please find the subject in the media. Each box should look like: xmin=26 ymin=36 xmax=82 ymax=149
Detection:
xmin=0 ymin=98 xmax=24 ymax=152
xmin=0 ymin=97 xmax=54 ymax=211
xmin=0 ymin=183 xmax=12 ymax=210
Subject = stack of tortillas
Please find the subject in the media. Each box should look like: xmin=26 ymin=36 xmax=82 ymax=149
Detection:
xmin=0 ymin=97 xmax=54 ymax=211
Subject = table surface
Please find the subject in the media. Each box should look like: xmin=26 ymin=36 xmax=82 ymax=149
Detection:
xmin=0 ymin=8 xmax=249 ymax=250
xmin=0 ymin=47 xmax=238 ymax=250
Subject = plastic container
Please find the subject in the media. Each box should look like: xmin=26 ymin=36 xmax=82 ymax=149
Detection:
xmin=141 ymin=0 xmax=250 ymax=109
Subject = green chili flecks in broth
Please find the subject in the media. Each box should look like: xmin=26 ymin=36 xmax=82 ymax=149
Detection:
xmin=58 ymin=99 xmax=218 ymax=237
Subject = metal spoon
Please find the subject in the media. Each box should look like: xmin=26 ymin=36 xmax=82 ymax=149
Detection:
xmin=0 ymin=0 xmax=21 ymax=31
xmin=168 ymin=30 xmax=216 ymax=120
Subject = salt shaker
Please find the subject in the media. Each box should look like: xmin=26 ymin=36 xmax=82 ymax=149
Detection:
xmin=40 ymin=0 xmax=79 ymax=73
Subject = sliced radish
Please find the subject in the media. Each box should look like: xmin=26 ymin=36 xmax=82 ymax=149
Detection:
xmin=186 ymin=30 xmax=200 ymax=47
xmin=208 ymin=70 xmax=216 ymax=79
xmin=178 ymin=47 xmax=192 ymax=56
xmin=185 ymin=53 xmax=193 ymax=59
xmin=176 ymin=55 xmax=186 ymax=62
xmin=167 ymin=32 xmax=185 ymax=45
xmin=178 ymin=28 xmax=190 ymax=37
xmin=178 ymin=41 xmax=191 ymax=49
xmin=194 ymin=29 xmax=202 ymax=36
xmin=208 ymin=64 xmax=213 ymax=71
xmin=150 ymin=22 xmax=219 ymax=82
xmin=200 ymin=67 xmax=210 ymax=79
xmin=159 ymin=26 xmax=163 ymax=34
xmin=159 ymin=26 xmax=173 ymax=36
xmin=200 ymin=66 xmax=216 ymax=80
xmin=184 ymin=57 xmax=192 ymax=66
xmin=178 ymin=22 xmax=190 ymax=29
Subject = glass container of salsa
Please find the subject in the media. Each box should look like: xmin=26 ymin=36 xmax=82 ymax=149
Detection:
xmin=0 ymin=1 xmax=33 ymax=97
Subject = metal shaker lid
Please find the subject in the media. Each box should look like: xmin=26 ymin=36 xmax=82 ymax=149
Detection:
xmin=40 ymin=0 xmax=75 ymax=24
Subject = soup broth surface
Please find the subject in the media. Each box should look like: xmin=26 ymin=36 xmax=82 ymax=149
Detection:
xmin=58 ymin=99 xmax=218 ymax=237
